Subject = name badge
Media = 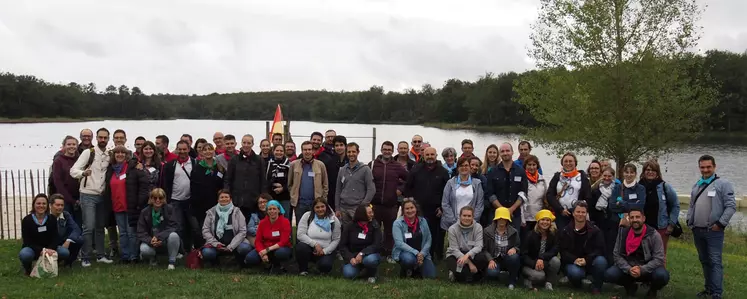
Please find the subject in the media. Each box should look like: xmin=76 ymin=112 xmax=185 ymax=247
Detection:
xmin=217 ymin=172 xmax=224 ymax=178
xmin=629 ymin=194 xmax=637 ymax=200
xmin=276 ymin=172 xmax=285 ymax=178
xmin=225 ymin=225 xmax=233 ymax=230
xmin=513 ymin=176 xmax=522 ymax=182
xmin=307 ymin=172 xmax=315 ymax=178
xmin=708 ymin=191 xmax=716 ymax=197
xmin=147 ymin=167 xmax=156 ymax=173
xmin=119 ymin=174 xmax=127 ymax=180
xmin=160 ymin=216 xmax=164 ymax=221
xmin=341 ymin=176 xmax=346 ymax=184
xmin=405 ymin=232 xmax=413 ymax=239
xmin=662 ymin=195 xmax=666 ymax=201
xmin=38 ymin=226 xmax=47 ymax=233
xmin=272 ymin=231 xmax=280 ymax=237
xmin=357 ymin=233 xmax=367 ymax=239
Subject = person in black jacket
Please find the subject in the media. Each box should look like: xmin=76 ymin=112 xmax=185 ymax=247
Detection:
xmin=558 ymin=201 xmax=608 ymax=294
xmin=403 ymin=147 xmax=449 ymax=261
xmin=161 ymin=141 xmax=198 ymax=251
xmin=224 ymin=134 xmax=268 ymax=218
xmin=521 ymin=209 xmax=560 ymax=291
xmin=485 ymin=143 xmax=528 ymax=232
xmin=49 ymin=194 xmax=84 ymax=267
xmin=190 ymin=143 xmax=225 ymax=244
xmin=138 ymin=188 xmax=182 ymax=270
xmin=321 ymin=136 xmax=348 ymax=212
xmin=266 ymin=144 xmax=291 ymax=219
xmin=546 ymin=152 xmax=592 ymax=231
xmin=104 ymin=146 xmax=149 ymax=263
xmin=19 ymin=194 xmax=59 ymax=275
xmin=340 ymin=204 xmax=382 ymax=283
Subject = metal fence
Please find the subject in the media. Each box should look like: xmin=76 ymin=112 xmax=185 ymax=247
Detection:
xmin=0 ymin=169 xmax=48 ymax=240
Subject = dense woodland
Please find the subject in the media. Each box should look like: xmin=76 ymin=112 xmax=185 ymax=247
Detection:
xmin=1 ymin=50 xmax=746 ymax=132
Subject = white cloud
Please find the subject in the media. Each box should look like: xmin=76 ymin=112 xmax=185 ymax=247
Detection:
xmin=0 ymin=0 xmax=744 ymax=94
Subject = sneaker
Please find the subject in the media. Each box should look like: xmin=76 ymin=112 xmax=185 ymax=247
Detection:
xmin=448 ymin=271 xmax=455 ymax=282
xmin=167 ymin=264 xmax=175 ymax=270
xmin=386 ymin=256 xmax=396 ymax=264
xmin=582 ymin=278 xmax=592 ymax=285
xmin=149 ymin=259 xmax=158 ymax=266
xmin=336 ymin=252 xmax=343 ymax=261
xmin=508 ymin=284 xmax=515 ymax=290
xmin=559 ymin=276 xmax=569 ymax=284
xmin=176 ymin=253 xmax=184 ymax=260
xmin=367 ymin=277 xmax=377 ymax=284
xmin=523 ymin=280 xmax=533 ymax=289
xmin=299 ymin=271 xmax=309 ymax=276
xmin=544 ymin=282 xmax=553 ymax=291
xmin=81 ymin=259 xmax=92 ymax=268
xmin=696 ymin=290 xmax=711 ymax=298
xmin=97 ymin=257 xmax=114 ymax=264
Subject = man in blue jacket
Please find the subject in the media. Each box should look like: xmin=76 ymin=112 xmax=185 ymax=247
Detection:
xmin=687 ymin=155 xmax=736 ymax=299
xmin=50 ymin=194 xmax=84 ymax=267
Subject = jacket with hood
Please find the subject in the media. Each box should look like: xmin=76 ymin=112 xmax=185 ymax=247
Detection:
xmin=403 ymin=161 xmax=450 ymax=210
xmin=103 ymin=162 xmax=150 ymax=226
xmin=52 ymin=154 xmax=80 ymax=205
xmin=137 ymin=204 xmax=181 ymax=244
xmin=369 ymin=155 xmax=408 ymax=207
xmin=190 ymin=160 xmax=225 ymax=217
xmin=440 ymin=176 xmax=484 ymax=230
xmin=321 ymin=151 xmax=347 ymax=204
xmin=201 ymin=205 xmax=248 ymax=251
xmin=613 ymin=224 xmax=666 ymax=275
xmin=335 ymin=162 xmax=376 ymax=211
xmin=224 ymin=150 xmax=268 ymax=209
xmin=558 ymin=221 xmax=605 ymax=266
xmin=481 ymin=222 xmax=520 ymax=261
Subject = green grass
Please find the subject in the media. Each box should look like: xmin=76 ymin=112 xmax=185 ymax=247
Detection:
xmin=1 ymin=236 xmax=746 ymax=299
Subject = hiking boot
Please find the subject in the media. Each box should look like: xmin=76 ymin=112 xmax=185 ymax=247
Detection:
xmin=696 ymin=290 xmax=711 ymax=298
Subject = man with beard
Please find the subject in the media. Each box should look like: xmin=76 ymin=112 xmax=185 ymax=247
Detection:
xmin=285 ymin=140 xmax=298 ymax=162
xmin=324 ymin=129 xmax=336 ymax=154
xmin=288 ymin=141 xmax=328 ymax=225
xmin=369 ymin=141 xmax=408 ymax=260
xmin=334 ymin=142 xmax=375 ymax=226
xmin=70 ymin=127 xmax=114 ymax=266
xmin=156 ymin=135 xmax=178 ymax=163
xmin=323 ymin=135 xmax=348 ymax=212
xmin=216 ymin=134 xmax=238 ymax=170
xmin=162 ymin=141 xmax=198 ymax=251
xmin=605 ymin=208 xmax=669 ymax=298
xmin=310 ymin=132 xmax=326 ymax=159
xmin=224 ymin=134 xmax=268 ymax=218
xmin=404 ymin=147 xmax=449 ymax=261
xmin=485 ymin=143 xmax=527 ymax=231
xmin=558 ymin=201 xmax=607 ymax=295
xmin=394 ymin=141 xmax=415 ymax=171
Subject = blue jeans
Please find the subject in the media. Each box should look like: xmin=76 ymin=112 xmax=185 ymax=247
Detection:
xmin=114 ymin=212 xmax=136 ymax=261
xmin=278 ymin=200 xmax=292 ymax=220
xmin=605 ymin=266 xmax=670 ymax=292
xmin=485 ymin=254 xmax=521 ymax=284
xmin=201 ymin=242 xmax=252 ymax=264
xmin=245 ymin=247 xmax=292 ymax=266
xmin=693 ymin=228 xmax=725 ymax=295
xmin=398 ymin=252 xmax=437 ymax=279
xmin=565 ymin=255 xmax=608 ymax=290
xmin=343 ymin=253 xmax=381 ymax=279
xmin=56 ymin=243 xmax=81 ymax=265
xmin=80 ymin=193 xmax=107 ymax=260
xmin=19 ymin=247 xmax=37 ymax=273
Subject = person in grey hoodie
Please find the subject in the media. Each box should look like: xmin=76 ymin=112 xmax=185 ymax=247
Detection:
xmin=446 ymin=206 xmax=487 ymax=283
xmin=441 ymin=157 xmax=484 ymax=231
xmin=686 ymin=155 xmax=736 ymax=299
xmin=201 ymin=190 xmax=251 ymax=266
xmin=334 ymin=143 xmax=375 ymax=226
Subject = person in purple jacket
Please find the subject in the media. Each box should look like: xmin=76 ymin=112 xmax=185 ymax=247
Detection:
xmin=52 ymin=136 xmax=81 ymax=217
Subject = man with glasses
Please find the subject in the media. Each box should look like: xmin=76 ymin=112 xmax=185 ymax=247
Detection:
xmin=213 ymin=132 xmax=225 ymax=154
xmin=408 ymin=135 xmax=424 ymax=163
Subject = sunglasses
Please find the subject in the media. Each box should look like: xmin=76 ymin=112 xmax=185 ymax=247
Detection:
xmin=152 ymin=197 xmax=165 ymax=201
xmin=412 ymin=140 xmax=422 ymax=144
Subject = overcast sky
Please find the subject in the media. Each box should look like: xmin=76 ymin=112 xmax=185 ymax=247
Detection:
xmin=1 ymin=0 xmax=746 ymax=95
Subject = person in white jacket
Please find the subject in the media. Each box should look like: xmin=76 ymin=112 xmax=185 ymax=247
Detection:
xmin=296 ymin=198 xmax=341 ymax=275
xmin=201 ymin=190 xmax=251 ymax=266
xmin=521 ymin=155 xmax=547 ymax=235
xmin=69 ymin=127 xmax=113 ymax=267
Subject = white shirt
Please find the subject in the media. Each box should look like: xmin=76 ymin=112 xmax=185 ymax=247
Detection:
xmin=557 ymin=173 xmax=583 ymax=210
xmin=172 ymin=160 xmax=192 ymax=201
xmin=455 ymin=185 xmax=474 ymax=214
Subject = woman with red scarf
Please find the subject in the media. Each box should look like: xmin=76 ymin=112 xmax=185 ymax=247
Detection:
xmin=521 ymin=155 xmax=547 ymax=235
xmin=392 ymin=199 xmax=436 ymax=279
xmin=340 ymin=204 xmax=382 ymax=283
xmin=546 ymin=152 xmax=592 ymax=230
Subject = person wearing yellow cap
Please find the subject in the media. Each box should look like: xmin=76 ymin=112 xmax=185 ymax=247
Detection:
xmin=520 ymin=209 xmax=560 ymax=291
xmin=480 ymin=207 xmax=521 ymax=289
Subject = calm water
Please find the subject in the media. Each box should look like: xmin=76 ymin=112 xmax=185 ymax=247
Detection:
xmin=0 ymin=119 xmax=744 ymax=230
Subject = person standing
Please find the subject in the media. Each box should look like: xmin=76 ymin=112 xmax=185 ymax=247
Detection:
xmin=156 ymin=135 xmax=178 ymax=163
xmin=403 ymin=147 xmax=449 ymax=261
xmin=408 ymin=135 xmax=424 ymax=163
xmin=394 ymin=141 xmax=416 ymax=171
xmin=70 ymin=127 xmax=114 ymax=267
xmin=521 ymin=155 xmax=546 ymax=235
xmin=335 ymin=142 xmax=376 ymax=226
xmin=288 ymin=141 xmax=329 ymax=225
xmin=324 ymin=129 xmax=337 ymax=154
xmin=441 ymin=157 xmax=485 ymax=231
xmin=259 ymin=139 xmax=272 ymax=162
xmin=485 ymin=143 xmax=527 ymax=232
xmin=162 ymin=141 xmax=198 ymax=251
xmin=271 ymin=133 xmax=284 ymax=147
xmin=546 ymin=152 xmax=592 ymax=230
xmin=213 ymin=132 xmax=226 ymax=154
xmin=180 ymin=134 xmax=198 ymax=159
xmin=639 ymin=160 xmax=680 ymax=260
xmin=370 ymin=141 xmax=408 ymax=260
xmin=687 ymin=155 xmax=736 ymax=299
xmin=224 ymin=134 xmax=268 ymax=218
xmin=310 ymin=132 xmax=326 ymax=159
xmin=52 ymin=136 xmax=81 ymax=216
xmin=324 ymin=136 xmax=349 ymax=212
xmin=285 ymin=140 xmax=298 ymax=162
xmin=460 ymin=139 xmax=475 ymax=159
xmin=266 ymin=144 xmax=291 ymax=219
xmin=135 ymin=141 xmax=163 ymax=192
xmin=190 ymin=143 xmax=225 ymax=241
xmin=216 ymin=134 xmax=238 ymax=170
xmin=441 ymin=147 xmax=458 ymax=178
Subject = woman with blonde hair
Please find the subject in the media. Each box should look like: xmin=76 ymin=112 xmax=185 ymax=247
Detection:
xmin=520 ymin=209 xmax=560 ymax=291
xmin=481 ymin=144 xmax=499 ymax=175
xmin=137 ymin=188 xmax=181 ymax=270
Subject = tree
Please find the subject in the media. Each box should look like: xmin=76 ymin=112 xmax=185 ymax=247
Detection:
xmin=515 ymin=0 xmax=717 ymax=176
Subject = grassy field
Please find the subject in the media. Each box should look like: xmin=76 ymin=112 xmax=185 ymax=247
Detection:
xmin=1 ymin=230 xmax=746 ymax=299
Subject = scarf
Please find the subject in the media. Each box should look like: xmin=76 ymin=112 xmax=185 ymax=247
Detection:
xmin=404 ymin=216 xmax=419 ymax=232
xmin=199 ymin=159 xmax=218 ymax=175
xmin=314 ymin=214 xmax=332 ymax=232
xmin=177 ymin=155 xmax=189 ymax=164
xmin=458 ymin=220 xmax=474 ymax=241
xmin=526 ymin=170 xmax=539 ymax=184
xmin=622 ymin=180 xmax=636 ymax=188
xmin=596 ymin=182 xmax=614 ymax=211
xmin=313 ymin=147 xmax=325 ymax=159
xmin=456 ymin=175 xmax=472 ymax=186
xmin=409 ymin=147 xmax=421 ymax=162
xmin=444 ymin=162 xmax=457 ymax=175
xmin=215 ymin=203 xmax=234 ymax=239
xmin=357 ymin=221 xmax=369 ymax=235
xmin=697 ymin=175 xmax=715 ymax=186
xmin=641 ymin=178 xmax=662 ymax=192
xmin=32 ymin=214 xmax=48 ymax=225
xmin=561 ymin=168 xmax=579 ymax=178
xmin=625 ymin=225 xmax=647 ymax=256
xmin=152 ymin=208 xmax=162 ymax=227
xmin=112 ymin=163 xmax=124 ymax=175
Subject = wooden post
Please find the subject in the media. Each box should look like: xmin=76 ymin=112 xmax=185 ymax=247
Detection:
xmin=372 ymin=127 xmax=377 ymax=161
xmin=0 ymin=170 xmax=4 ymax=239
xmin=29 ymin=170 xmax=35 ymax=197
xmin=265 ymin=121 xmax=270 ymax=141
xmin=284 ymin=123 xmax=290 ymax=142
xmin=11 ymin=170 xmax=17 ymax=239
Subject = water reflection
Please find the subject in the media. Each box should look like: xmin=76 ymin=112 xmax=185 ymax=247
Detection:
xmin=679 ymin=206 xmax=747 ymax=232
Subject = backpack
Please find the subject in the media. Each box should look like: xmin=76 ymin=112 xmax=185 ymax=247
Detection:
xmin=307 ymin=212 xmax=335 ymax=232
xmin=81 ymin=148 xmax=96 ymax=186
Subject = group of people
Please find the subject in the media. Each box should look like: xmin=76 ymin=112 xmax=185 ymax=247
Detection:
xmin=18 ymin=127 xmax=737 ymax=298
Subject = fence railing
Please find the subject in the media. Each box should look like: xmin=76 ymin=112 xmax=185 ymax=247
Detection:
xmin=1 ymin=169 xmax=49 ymax=240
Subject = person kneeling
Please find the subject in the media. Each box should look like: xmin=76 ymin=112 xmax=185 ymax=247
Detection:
xmin=296 ymin=198 xmax=341 ymax=276
xmin=245 ymin=200 xmax=292 ymax=273
xmin=50 ymin=194 xmax=84 ymax=268
xmin=605 ymin=208 xmax=669 ymax=298
xmin=340 ymin=204 xmax=382 ymax=283
xmin=446 ymin=206 xmax=487 ymax=283
xmin=481 ymin=207 xmax=521 ymax=289
xmin=137 ymin=188 xmax=181 ymax=270
xmin=201 ymin=190 xmax=251 ymax=266
xmin=558 ymin=201 xmax=607 ymax=294
xmin=521 ymin=209 xmax=561 ymax=291
xmin=392 ymin=199 xmax=437 ymax=279
xmin=19 ymin=194 xmax=58 ymax=276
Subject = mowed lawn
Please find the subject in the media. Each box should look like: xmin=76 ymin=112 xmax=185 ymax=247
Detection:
xmin=0 ymin=234 xmax=746 ymax=299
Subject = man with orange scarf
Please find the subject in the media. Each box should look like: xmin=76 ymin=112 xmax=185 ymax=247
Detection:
xmin=407 ymin=135 xmax=424 ymax=163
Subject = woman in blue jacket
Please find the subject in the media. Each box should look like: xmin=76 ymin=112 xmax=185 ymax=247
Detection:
xmin=392 ymin=199 xmax=436 ymax=279
xmin=639 ymin=160 xmax=680 ymax=260
xmin=49 ymin=194 xmax=83 ymax=267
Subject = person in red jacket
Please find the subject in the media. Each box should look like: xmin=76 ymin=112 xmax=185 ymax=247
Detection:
xmin=369 ymin=141 xmax=408 ymax=260
xmin=245 ymin=200 xmax=292 ymax=272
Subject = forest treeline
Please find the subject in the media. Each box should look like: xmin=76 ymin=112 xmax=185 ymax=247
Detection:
xmin=1 ymin=49 xmax=746 ymax=132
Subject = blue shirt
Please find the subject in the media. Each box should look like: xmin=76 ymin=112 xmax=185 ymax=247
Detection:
xmin=299 ymin=162 xmax=315 ymax=206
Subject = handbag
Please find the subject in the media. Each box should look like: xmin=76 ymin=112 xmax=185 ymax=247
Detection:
xmin=30 ymin=251 xmax=59 ymax=278
xmin=186 ymin=248 xmax=203 ymax=269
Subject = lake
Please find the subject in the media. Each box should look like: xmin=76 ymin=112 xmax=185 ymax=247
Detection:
xmin=0 ymin=119 xmax=745 ymax=232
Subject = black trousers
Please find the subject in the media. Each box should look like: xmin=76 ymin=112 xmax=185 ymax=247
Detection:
xmin=423 ymin=207 xmax=445 ymax=261
xmin=446 ymin=253 xmax=489 ymax=282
